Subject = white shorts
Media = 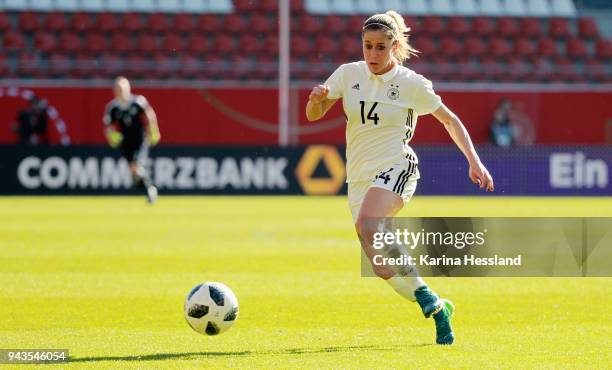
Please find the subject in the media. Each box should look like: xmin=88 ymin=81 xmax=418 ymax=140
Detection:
xmin=348 ymin=163 xmax=419 ymax=223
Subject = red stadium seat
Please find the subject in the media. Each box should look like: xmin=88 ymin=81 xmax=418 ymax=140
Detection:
xmin=513 ymin=38 xmax=536 ymax=58
xmin=18 ymin=12 xmax=42 ymax=32
xmin=34 ymin=33 xmax=58 ymax=53
xmin=214 ymin=34 xmax=237 ymax=54
xmin=496 ymin=17 xmax=519 ymax=37
xmin=17 ymin=53 xmax=41 ymax=77
xmin=239 ymin=34 xmax=263 ymax=54
xmin=506 ymin=57 xmax=531 ymax=81
xmin=549 ymin=18 xmax=571 ymax=39
xmin=97 ymin=13 xmax=122 ymax=33
xmin=122 ymin=13 xmax=145 ymax=32
xmin=99 ymin=53 xmax=123 ymax=77
xmin=533 ymin=57 xmax=554 ymax=81
xmin=520 ymin=18 xmax=542 ymax=38
xmin=324 ymin=15 xmax=347 ymax=34
xmin=471 ymin=17 xmax=495 ymax=38
xmin=566 ymin=38 xmax=588 ymax=59
xmin=480 ymin=57 xmax=503 ymax=80
xmin=162 ymin=33 xmax=184 ymax=53
xmin=234 ymin=0 xmax=257 ymax=12
xmin=225 ymin=14 xmax=249 ymax=33
xmin=255 ymin=55 xmax=276 ymax=79
xmin=84 ymin=33 xmax=107 ymax=53
xmin=554 ymin=58 xmax=580 ymax=81
xmin=537 ymin=38 xmax=559 ymax=58
xmin=147 ymin=13 xmax=171 ymax=33
xmin=446 ymin=17 xmax=470 ymax=37
xmin=3 ymin=32 xmax=26 ymax=50
xmin=260 ymin=0 xmax=279 ymax=12
xmin=187 ymin=34 xmax=208 ymax=53
xmin=584 ymin=59 xmax=607 ymax=81
xmin=74 ymin=53 xmax=98 ymax=78
xmin=341 ymin=35 xmax=361 ymax=59
xmin=230 ymin=55 xmax=256 ymax=80
xmin=347 ymin=15 xmax=364 ymax=33
xmin=137 ymin=33 xmax=159 ymax=53
xmin=152 ymin=53 xmax=174 ymax=78
xmin=59 ymin=32 xmax=81 ymax=52
xmin=177 ymin=54 xmax=201 ymax=78
xmin=72 ymin=12 xmax=95 ymax=32
xmin=110 ymin=33 xmax=133 ymax=53
xmin=413 ymin=36 xmax=437 ymax=55
xmin=439 ymin=36 xmax=462 ymax=57
xmin=299 ymin=14 xmax=323 ymax=35
xmin=291 ymin=0 xmax=304 ymax=13
xmin=46 ymin=12 xmax=69 ymax=32
xmin=464 ymin=37 xmax=487 ymax=57
xmin=292 ymin=35 xmax=312 ymax=57
xmin=204 ymin=55 xmax=228 ymax=79
xmin=315 ymin=35 xmax=337 ymax=54
xmin=252 ymin=14 xmax=274 ymax=33
xmin=422 ymin=17 xmax=445 ymax=36
xmin=488 ymin=37 xmax=512 ymax=58
xmin=263 ymin=34 xmax=278 ymax=55
xmin=0 ymin=12 xmax=11 ymax=32
xmin=198 ymin=14 xmax=222 ymax=33
xmin=174 ymin=14 xmax=195 ymax=33
xmin=125 ymin=54 xmax=148 ymax=78
xmin=577 ymin=17 xmax=599 ymax=39
xmin=48 ymin=53 xmax=71 ymax=77
xmin=595 ymin=39 xmax=612 ymax=60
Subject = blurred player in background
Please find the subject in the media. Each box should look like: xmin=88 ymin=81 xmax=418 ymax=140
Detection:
xmin=306 ymin=11 xmax=494 ymax=345
xmin=103 ymin=76 xmax=160 ymax=203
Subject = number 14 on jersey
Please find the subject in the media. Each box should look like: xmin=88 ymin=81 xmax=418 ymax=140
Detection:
xmin=360 ymin=101 xmax=379 ymax=125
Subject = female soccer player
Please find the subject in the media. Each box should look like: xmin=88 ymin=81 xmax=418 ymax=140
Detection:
xmin=306 ymin=11 xmax=494 ymax=345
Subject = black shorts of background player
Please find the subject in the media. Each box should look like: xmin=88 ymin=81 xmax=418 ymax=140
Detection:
xmin=103 ymin=76 xmax=161 ymax=203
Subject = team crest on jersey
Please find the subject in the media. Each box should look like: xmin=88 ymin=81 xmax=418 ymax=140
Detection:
xmin=387 ymin=84 xmax=399 ymax=100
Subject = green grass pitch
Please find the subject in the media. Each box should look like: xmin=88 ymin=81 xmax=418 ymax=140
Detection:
xmin=1 ymin=196 xmax=611 ymax=368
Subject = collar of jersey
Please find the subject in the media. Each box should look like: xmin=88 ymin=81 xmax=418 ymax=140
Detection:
xmin=366 ymin=62 xmax=399 ymax=82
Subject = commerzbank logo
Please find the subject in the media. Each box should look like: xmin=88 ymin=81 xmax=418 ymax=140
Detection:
xmin=295 ymin=145 xmax=345 ymax=195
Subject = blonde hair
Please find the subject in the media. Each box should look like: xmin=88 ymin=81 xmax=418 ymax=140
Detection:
xmin=362 ymin=10 xmax=418 ymax=64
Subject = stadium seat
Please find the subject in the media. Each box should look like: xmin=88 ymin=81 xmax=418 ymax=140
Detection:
xmin=234 ymin=0 xmax=257 ymax=12
xmin=157 ymin=0 xmax=180 ymax=13
xmin=161 ymin=33 xmax=184 ymax=53
xmin=106 ymin=0 xmax=129 ymax=12
xmin=525 ymin=0 xmax=551 ymax=17
xmin=225 ymin=14 xmax=249 ymax=33
xmin=291 ymin=0 xmax=305 ymax=13
xmin=480 ymin=0 xmax=503 ymax=16
xmin=347 ymin=15 xmax=365 ymax=33
xmin=439 ymin=36 xmax=462 ymax=57
xmin=84 ymin=33 xmax=107 ymax=53
xmin=489 ymin=37 xmax=512 ymax=58
xmin=255 ymin=55 xmax=277 ymax=79
xmin=550 ymin=0 xmax=576 ymax=17
xmin=147 ymin=13 xmax=171 ymax=33
xmin=472 ymin=17 xmax=495 ymax=38
xmin=198 ymin=14 xmax=222 ymax=33
xmin=502 ymin=0 xmax=527 ymax=16
xmin=513 ymin=38 xmax=537 ymax=58
xmin=430 ymin=0 xmax=454 ymax=15
xmin=174 ymin=14 xmax=195 ymax=32
xmin=577 ymin=17 xmax=599 ymax=39
xmin=413 ymin=36 xmax=437 ymax=55
xmin=554 ymin=58 xmax=580 ymax=81
xmin=3 ymin=31 xmax=26 ymax=50
xmin=110 ymin=33 xmax=133 ymax=53
xmin=18 ymin=12 xmax=42 ymax=32
xmin=537 ymin=38 xmax=559 ymax=58
xmin=549 ymin=18 xmax=571 ymax=39
xmin=263 ymin=34 xmax=278 ymax=55
xmin=187 ymin=34 xmax=208 ymax=53
xmin=507 ymin=57 xmax=531 ymax=81
xmin=214 ymin=34 xmax=237 ymax=54
xmin=464 ymin=36 xmax=487 ymax=57
xmin=422 ymin=17 xmax=445 ymax=36
xmin=299 ymin=14 xmax=323 ymax=35
xmin=34 ymin=32 xmax=58 ymax=53
xmin=122 ymin=13 xmax=145 ymax=32
xmin=519 ymin=18 xmax=542 ymax=38
xmin=177 ymin=54 xmax=201 ymax=78
xmin=131 ymin=0 xmax=155 ymax=12
xmin=0 ymin=12 xmax=10 ymax=32
xmin=182 ymin=0 xmax=208 ymax=13
xmin=97 ymin=13 xmax=121 ymax=33
xmin=329 ymin=0 xmax=355 ymax=14
xmin=454 ymin=0 xmax=479 ymax=16
xmin=125 ymin=54 xmax=148 ymax=78
xmin=324 ymin=15 xmax=347 ymax=33
xmin=252 ymin=14 xmax=274 ymax=33
xmin=404 ymin=0 xmax=429 ymax=15
xmin=446 ymin=17 xmax=470 ymax=37
xmin=79 ymin=0 xmax=105 ymax=12
xmin=46 ymin=12 xmax=69 ymax=32
xmin=207 ymin=0 xmax=233 ymax=13
xmin=496 ymin=17 xmax=520 ymax=38
xmin=239 ymin=34 xmax=263 ymax=54
xmin=59 ymin=32 xmax=81 ymax=52
xmin=315 ymin=34 xmax=337 ymax=54
xmin=48 ymin=53 xmax=71 ymax=77
xmin=74 ymin=53 xmax=98 ymax=78
xmin=595 ymin=39 xmax=612 ymax=60
xmin=99 ymin=53 xmax=124 ymax=77
xmin=565 ymin=38 xmax=588 ymax=59
xmin=72 ymin=12 xmax=95 ymax=32
xmin=480 ymin=57 xmax=503 ymax=80
xmin=17 ymin=53 xmax=41 ymax=77
xmin=292 ymin=35 xmax=313 ymax=57
xmin=137 ymin=33 xmax=158 ymax=53
xmin=55 ymin=0 xmax=79 ymax=12
xmin=260 ymin=0 xmax=279 ymax=12
xmin=584 ymin=59 xmax=607 ymax=81
xmin=152 ymin=53 xmax=174 ymax=78
xmin=341 ymin=35 xmax=361 ymax=59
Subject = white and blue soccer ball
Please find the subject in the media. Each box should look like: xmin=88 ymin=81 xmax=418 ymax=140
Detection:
xmin=184 ymin=282 xmax=239 ymax=336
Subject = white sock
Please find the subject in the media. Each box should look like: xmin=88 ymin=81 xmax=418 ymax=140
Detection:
xmin=386 ymin=275 xmax=426 ymax=302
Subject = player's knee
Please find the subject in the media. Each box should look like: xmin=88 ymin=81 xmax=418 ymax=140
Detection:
xmin=355 ymin=216 xmax=377 ymax=244
xmin=371 ymin=263 xmax=395 ymax=280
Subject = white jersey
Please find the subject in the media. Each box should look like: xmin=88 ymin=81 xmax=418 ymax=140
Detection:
xmin=325 ymin=61 xmax=442 ymax=182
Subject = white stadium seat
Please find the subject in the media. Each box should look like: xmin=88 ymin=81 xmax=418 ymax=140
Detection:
xmin=526 ymin=0 xmax=552 ymax=17
xmin=404 ymin=0 xmax=428 ymax=15
xmin=550 ymin=0 xmax=576 ymax=17
xmin=453 ymin=0 xmax=479 ymax=16
xmin=480 ymin=0 xmax=503 ymax=16
xmin=430 ymin=0 xmax=454 ymax=15
xmin=355 ymin=0 xmax=380 ymax=14
xmin=106 ymin=0 xmax=129 ymax=12
xmin=181 ymin=0 xmax=207 ymax=13
xmin=79 ymin=0 xmax=105 ymax=11
xmin=130 ymin=0 xmax=155 ymax=12
xmin=503 ymin=0 xmax=527 ymax=16
xmin=157 ymin=0 xmax=181 ymax=13
xmin=30 ymin=0 xmax=54 ymax=10
xmin=207 ymin=0 xmax=233 ymax=13
xmin=305 ymin=0 xmax=331 ymax=14
xmin=55 ymin=0 xmax=79 ymax=11
xmin=381 ymin=0 xmax=406 ymax=14
xmin=330 ymin=0 xmax=356 ymax=14
xmin=3 ymin=0 xmax=29 ymax=10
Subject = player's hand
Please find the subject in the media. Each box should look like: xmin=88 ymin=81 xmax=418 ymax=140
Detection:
xmin=308 ymin=85 xmax=330 ymax=104
xmin=149 ymin=127 xmax=161 ymax=146
xmin=469 ymin=161 xmax=494 ymax=192
xmin=106 ymin=130 xmax=123 ymax=148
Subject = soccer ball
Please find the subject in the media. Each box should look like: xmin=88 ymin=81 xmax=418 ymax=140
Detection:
xmin=184 ymin=282 xmax=239 ymax=336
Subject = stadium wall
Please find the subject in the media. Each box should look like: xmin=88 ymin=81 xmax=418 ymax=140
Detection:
xmin=1 ymin=84 xmax=611 ymax=145
xmin=1 ymin=145 xmax=609 ymax=196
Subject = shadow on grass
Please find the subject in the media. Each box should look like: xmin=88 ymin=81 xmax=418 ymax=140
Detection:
xmin=69 ymin=344 xmax=420 ymax=363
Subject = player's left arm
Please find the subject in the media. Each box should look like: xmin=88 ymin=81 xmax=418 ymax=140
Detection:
xmin=144 ymin=105 xmax=161 ymax=146
xmin=432 ymin=104 xmax=494 ymax=192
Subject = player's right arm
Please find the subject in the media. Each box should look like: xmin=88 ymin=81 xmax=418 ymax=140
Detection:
xmin=306 ymin=84 xmax=338 ymax=121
